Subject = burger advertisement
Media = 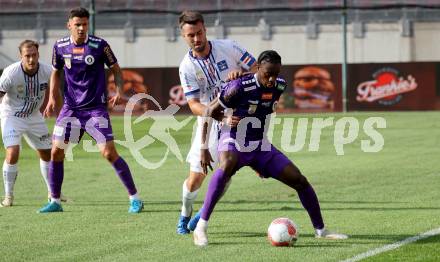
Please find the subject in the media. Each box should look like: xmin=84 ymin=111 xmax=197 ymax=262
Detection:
xmin=279 ymin=65 xmax=343 ymax=112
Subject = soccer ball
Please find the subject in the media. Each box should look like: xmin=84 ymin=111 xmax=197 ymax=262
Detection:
xmin=267 ymin=217 xmax=298 ymax=246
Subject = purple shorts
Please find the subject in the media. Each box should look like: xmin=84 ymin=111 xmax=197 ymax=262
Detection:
xmin=218 ymin=133 xmax=291 ymax=178
xmin=52 ymin=106 xmax=114 ymax=144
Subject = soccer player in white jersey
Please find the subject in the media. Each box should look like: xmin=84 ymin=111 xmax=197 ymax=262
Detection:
xmin=0 ymin=40 xmax=55 ymax=207
xmin=176 ymin=11 xmax=257 ymax=234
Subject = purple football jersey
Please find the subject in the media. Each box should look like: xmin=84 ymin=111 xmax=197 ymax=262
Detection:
xmin=52 ymin=35 xmax=117 ymax=109
xmin=218 ymin=73 xmax=286 ymax=143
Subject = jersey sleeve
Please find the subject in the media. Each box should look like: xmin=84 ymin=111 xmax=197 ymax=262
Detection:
xmin=52 ymin=43 xmax=64 ymax=70
xmin=179 ymin=62 xmax=200 ymax=101
xmin=102 ymin=41 xmax=118 ymax=68
xmin=218 ymin=80 xmax=241 ymax=108
xmin=229 ymin=40 xmax=256 ymax=71
xmin=0 ymin=67 xmax=12 ymax=93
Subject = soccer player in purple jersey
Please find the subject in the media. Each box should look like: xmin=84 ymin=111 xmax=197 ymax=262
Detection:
xmin=38 ymin=7 xmax=143 ymax=213
xmin=193 ymin=50 xmax=348 ymax=246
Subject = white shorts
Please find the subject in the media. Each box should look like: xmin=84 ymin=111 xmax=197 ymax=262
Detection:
xmin=1 ymin=114 xmax=52 ymax=150
xmin=186 ymin=117 xmax=220 ymax=173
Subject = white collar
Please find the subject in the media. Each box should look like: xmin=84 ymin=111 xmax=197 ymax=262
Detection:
xmin=70 ymin=35 xmax=88 ymax=45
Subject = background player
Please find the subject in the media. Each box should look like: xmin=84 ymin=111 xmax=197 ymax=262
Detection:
xmin=38 ymin=7 xmax=143 ymax=213
xmin=193 ymin=50 xmax=348 ymax=246
xmin=0 ymin=40 xmax=59 ymax=207
xmin=176 ymin=10 xmax=257 ymax=234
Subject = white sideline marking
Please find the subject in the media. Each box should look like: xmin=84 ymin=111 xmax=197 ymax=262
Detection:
xmin=341 ymin=227 xmax=440 ymax=262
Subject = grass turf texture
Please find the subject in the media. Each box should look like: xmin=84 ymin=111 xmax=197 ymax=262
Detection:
xmin=0 ymin=112 xmax=439 ymax=261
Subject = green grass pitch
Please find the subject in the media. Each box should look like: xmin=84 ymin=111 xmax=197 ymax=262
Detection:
xmin=0 ymin=112 xmax=439 ymax=261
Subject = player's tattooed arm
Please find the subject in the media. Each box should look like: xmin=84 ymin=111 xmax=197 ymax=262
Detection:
xmin=108 ymin=63 xmax=124 ymax=107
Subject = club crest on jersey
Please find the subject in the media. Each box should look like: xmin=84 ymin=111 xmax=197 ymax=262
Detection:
xmin=17 ymin=84 xmax=24 ymax=93
xmin=64 ymin=58 xmax=72 ymax=69
xmin=85 ymin=55 xmax=95 ymax=65
xmin=196 ymin=70 xmax=205 ymax=82
xmin=217 ymin=60 xmax=228 ymax=71
xmin=248 ymin=104 xmax=258 ymax=114
xmin=262 ymin=93 xmax=273 ymax=100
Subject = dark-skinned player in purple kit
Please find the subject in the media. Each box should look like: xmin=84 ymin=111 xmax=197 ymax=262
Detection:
xmin=193 ymin=50 xmax=348 ymax=246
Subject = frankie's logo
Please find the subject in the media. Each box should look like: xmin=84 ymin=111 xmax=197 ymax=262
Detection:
xmin=356 ymin=67 xmax=418 ymax=106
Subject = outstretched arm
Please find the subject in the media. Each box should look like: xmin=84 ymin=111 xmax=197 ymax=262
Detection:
xmin=200 ymin=98 xmax=223 ymax=175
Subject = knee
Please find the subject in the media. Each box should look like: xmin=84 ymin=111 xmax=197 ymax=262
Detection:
xmin=219 ymin=159 xmax=236 ymax=177
xmin=187 ymin=174 xmax=204 ymax=192
xmin=39 ymin=149 xmax=51 ymax=162
xmin=5 ymin=146 xmax=19 ymax=164
xmin=101 ymin=148 xmax=119 ymax=163
xmin=280 ymin=164 xmax=310 ymax=191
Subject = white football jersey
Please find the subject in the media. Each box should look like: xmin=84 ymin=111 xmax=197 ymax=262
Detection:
xmin=0 ymin=61 xmax=51 ymax=118
xmin=179 ymin=39 xmax=255 ymax=105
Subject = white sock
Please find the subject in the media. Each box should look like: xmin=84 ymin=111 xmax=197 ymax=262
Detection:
xmin=181 ymin=179 xmax=199 ymax=217
xmin=39 ymin=159 xmax=51 ymax=193
xmin=129 ymin=193 xmax=139 ymax=201
xmin=196 ymin=218 xmax=208 ymax=231
xmin=315 ymin=228 xmax=325 ymax=236
xmin=51 ymin=198 xmax=61 ymax=204
xmin=3 ymin=161 xmax=18 ymax=197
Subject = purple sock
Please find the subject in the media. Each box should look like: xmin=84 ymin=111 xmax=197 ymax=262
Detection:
xmin=49 ymin=161 xmax=64 ymax=199
xmin=298 ymin=185 xmax=325 ymax=229
xmin=201 ymin=169 xmax=228 ymax=221
xmin=112 ymin=157 xmax=137 ymax=196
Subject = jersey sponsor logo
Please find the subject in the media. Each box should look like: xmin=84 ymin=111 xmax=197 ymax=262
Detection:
xmin=88 ymin=42 xmax=99 ymax=49
xmin=73 ymin=55 xmax=83 ymax=60
xmin=261 ymin=101 xmax=271 ymax=107
xmin=248 ymin=104 xmax=257 ymax=114
xmin=85 ymin=55 xmax=95 ymax=65
xmin=39 ymin=83 xmax=48 ymax=91
xmin=244 ymin=86 xmax=256 ymax=92
xmin=16 ymin=84 xmax=24 ymax=93
xmin=64 ymin=57 xmax=72 ymax=69
xmin=248 ymin=100 xmax=259 ymax=104
xmin=217 ymin=60 xmax=228 ymax=71
xmin=73 ymin=47 xmax=84 ymax=54
xmin=262 ymin=93 xmax=273 ymax=100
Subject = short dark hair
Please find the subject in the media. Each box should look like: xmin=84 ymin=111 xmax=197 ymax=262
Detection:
xmin=18 ymin=39 xmax=39 ymax=53
xmin=69 ymin=7 xmax=90 ymax=19
xmin=257 ymin=50 xmax=282 ymax=65
xmin=179 ymin=11 xmax=204 ymax=28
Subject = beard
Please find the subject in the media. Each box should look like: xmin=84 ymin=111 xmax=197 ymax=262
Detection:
xmin=193 ymin=42 xmax=206 ymax=53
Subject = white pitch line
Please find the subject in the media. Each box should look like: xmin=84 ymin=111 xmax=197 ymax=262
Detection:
xmin=341 ymin=227 xmax=440 ymax=262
